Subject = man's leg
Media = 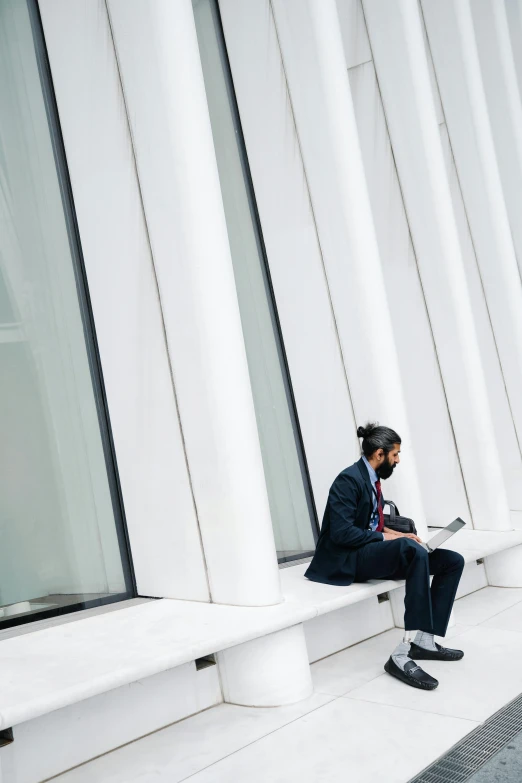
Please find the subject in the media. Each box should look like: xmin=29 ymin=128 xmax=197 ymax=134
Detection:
xmin=410 ymin=549 xmax=465 ymax=661
xmin=355 ymin=537 xmax=434 ymax=632
xmin=355 ymin=538 xmax=439 ymax=690
xmin=429 ymin=548 xmax=465 ymax=636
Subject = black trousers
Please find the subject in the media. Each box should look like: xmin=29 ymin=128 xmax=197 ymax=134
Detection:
xmin=354 ymin=538 xmax=465 ymax=636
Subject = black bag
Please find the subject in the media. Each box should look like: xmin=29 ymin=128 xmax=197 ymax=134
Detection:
xmin=383 ymin=500 xmax=417 ymax=535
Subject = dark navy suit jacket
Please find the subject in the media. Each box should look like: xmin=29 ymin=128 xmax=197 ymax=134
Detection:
xmin=305 ymin=457 xmax=384 ymax=586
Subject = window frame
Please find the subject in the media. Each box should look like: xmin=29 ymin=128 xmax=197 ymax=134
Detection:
xmin=0 ymin=0 xmax=136 ymax=630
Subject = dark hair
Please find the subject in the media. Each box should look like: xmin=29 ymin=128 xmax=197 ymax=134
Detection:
xmin=357 ymin=422 xmax=401 ymax=458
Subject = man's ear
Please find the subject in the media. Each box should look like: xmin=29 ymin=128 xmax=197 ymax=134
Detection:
xmin=375 ymin=448 xmax=384 ymax=462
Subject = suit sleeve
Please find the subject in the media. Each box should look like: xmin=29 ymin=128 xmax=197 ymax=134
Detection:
xmin=329 ymin=474 xmax=385 ymax=548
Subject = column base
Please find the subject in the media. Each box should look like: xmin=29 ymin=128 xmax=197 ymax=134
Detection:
xmin=218 ymin=624 xmax=313 ymax=707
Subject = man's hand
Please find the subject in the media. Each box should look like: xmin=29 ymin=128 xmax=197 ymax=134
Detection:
xmin=383 ymin=528 xmax=423 ymax=544
xmin=383 ymin=532 xmax=398 ymax=541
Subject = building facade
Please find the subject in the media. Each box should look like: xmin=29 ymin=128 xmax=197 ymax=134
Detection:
xmin=2 ymin=0 xmax=522 ymax=780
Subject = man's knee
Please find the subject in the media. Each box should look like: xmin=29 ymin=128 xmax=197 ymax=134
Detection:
xmin=432 ymin=547 xmax=465 ymax=576
xmin=398 ymin=537 xmax=428 ymax=558
xmin=443 ymin=550 xmax=465 ymax=572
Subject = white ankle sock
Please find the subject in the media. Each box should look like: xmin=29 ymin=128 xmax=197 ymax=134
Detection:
xmin=391 ymin=641 xmax=414 ymax=672
xmin=414 ymin=631 xmax=438 ymax=651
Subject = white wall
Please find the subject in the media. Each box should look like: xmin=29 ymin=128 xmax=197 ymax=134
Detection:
xmin=421 ymin=0 xmax=522 ymax=519
xmin=422 ymin=0 xmax=522 ymax=481
xmin=347 ymin=51 xmax=470 ymax=526
xmin=223 ymin=0 xmax=522 ymax=534
xmin=472 ymin=0 xmax=522 ymax=283
xmin=34 ymin=0 xmax=522 ymax=615
xmin=263 ymin=0 xmax=428 ymax=532
xmin=438 ymin=123 xmax=522 ymax=517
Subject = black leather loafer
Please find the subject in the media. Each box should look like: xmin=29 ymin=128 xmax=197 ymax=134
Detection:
xmin=409 ymin=642 xmax=464 ymax=662
xmin=384 ymin=657 xmax=439 ymax=690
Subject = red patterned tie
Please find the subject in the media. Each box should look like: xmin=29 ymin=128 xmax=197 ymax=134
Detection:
xmin=375 ymin=480 xmax=385 ymax=532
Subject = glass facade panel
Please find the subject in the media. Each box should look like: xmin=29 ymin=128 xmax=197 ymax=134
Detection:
xmin=0 ymin=0 xmax=133 ymax=627
xmin=193 ymin=0 xmax=318 ymax=562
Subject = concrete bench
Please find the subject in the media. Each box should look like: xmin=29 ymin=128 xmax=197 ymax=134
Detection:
xmin=1 ymin=528 xmax=521 ymax=731
xmin=0 ymin=528 xmax=521 ymax=783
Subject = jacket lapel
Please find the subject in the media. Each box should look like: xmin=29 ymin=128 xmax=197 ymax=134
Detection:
xmin=356 ymin=457 xmax=375 ymax=510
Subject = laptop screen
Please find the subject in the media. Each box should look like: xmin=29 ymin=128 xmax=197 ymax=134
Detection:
xmin=427 ymin=517 xmax=466 ymax=551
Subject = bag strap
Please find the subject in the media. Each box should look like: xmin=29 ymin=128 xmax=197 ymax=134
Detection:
xmin=383 ymin=499 xmax=400 ymax=521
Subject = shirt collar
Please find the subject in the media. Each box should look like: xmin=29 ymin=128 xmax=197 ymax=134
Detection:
xmin=362 ymin=455 xmax=379 ymax=485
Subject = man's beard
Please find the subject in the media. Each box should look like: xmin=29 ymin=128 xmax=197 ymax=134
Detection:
xmin=377 ymin=460 xmax=396 ymax=480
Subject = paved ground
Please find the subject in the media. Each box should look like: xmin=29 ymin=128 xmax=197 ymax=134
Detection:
xmin=468 ymin=729 xmax=522 ymax=782
xmin=54 ymin=586 xmax=522 ymax=782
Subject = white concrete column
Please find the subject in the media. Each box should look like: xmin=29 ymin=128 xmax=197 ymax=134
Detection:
xmin=472 ymin=0 xmax=522 ymax=282
xmin=107 ymin=0 xmax=281 ymax=606
xmin=505 ymin=0 xmax=522 ymax=100
xmin=219 ymin=0 xmax=360 ymax=516
xmin=218 ymin=625 xmax=313 ymax=706
xmin=422 ymin=0 xmax=522 ymax=458
xmin=271 ymin=0 xmax=427 ymax=536
xmin=363 ymin=0 xmax=511 ymax=531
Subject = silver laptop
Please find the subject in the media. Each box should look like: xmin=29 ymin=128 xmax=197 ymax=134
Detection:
xmin=421 ymin=517 xmax=466 ymax=553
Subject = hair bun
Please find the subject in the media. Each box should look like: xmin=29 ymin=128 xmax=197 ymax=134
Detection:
xmin=357 ymin=422 xmax=377 ymax=439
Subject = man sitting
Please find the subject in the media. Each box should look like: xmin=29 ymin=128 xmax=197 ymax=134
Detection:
xmin=305 ymin=422 xmax=465 ymax=690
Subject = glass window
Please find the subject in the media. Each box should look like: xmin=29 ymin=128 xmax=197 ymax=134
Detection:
xmin=0 ymin=0 xmax=133 ymax=628
xmin=193 ymin=0 xmax=318 ymax=562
